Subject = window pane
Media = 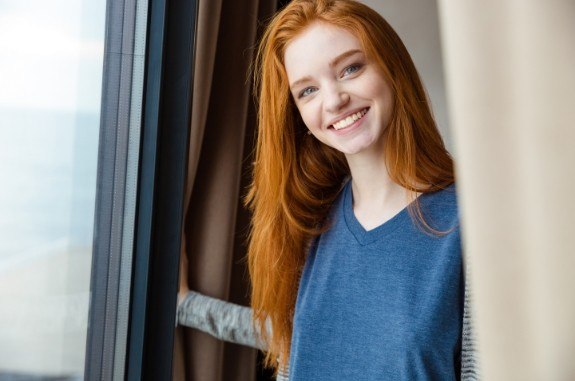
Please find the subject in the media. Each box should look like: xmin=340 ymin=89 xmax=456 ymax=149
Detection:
xmin=0 ymin=0 xmax=106 ymax=378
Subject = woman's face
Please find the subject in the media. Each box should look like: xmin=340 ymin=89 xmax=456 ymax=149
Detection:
xmin=284 ymin=22 xmax=394 ymax=157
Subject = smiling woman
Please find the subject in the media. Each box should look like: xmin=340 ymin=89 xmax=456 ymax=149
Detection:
xmin=178 ymin=1 xmax=478 ymax=380
xmin=284 ymin=24 xmax=394 ymax=157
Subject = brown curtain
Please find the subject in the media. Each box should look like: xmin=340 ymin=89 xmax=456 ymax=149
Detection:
xmin=173 ymin=0 xmax=277 ymax=380
xmin=438 ymin=1 xmax=575 ymax=380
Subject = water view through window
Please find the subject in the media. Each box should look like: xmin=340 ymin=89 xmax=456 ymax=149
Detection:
xmin=0 ymin=0 xmax=106 ymax=378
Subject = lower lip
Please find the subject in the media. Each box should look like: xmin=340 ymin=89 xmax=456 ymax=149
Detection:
xmin=330 ymin=110 xmax=369 ymax=136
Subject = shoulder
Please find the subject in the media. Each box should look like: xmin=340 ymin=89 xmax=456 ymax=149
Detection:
xmin=421 ymin=183 xmax=458 ymax=205
xmin=418 ymin=183 xmax=460 ymax=232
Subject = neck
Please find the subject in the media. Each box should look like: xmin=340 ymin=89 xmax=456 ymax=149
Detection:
xmin=345 ymin=151 xmax=405 ymax=209
xmin=344 ymin=150 xmax=411 ymax=230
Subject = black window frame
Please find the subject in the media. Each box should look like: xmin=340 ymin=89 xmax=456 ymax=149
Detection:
xmin=86 ymin=0 xmax=198 ymax=379
xmin=126 ymin=0 xmax=198 ymax=379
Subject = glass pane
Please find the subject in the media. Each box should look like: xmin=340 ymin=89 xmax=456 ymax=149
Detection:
xmin=0 ymin=0 xmax=106 ymax=378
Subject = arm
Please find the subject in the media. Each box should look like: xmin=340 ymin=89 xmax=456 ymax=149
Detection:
xmin=178 ymin=245 xmax=268 ymax=349
xmin=177 ymin=292 xmax=291 ymax=379
xmin=177 ymin=290 xmax=268 ymax=351
xmin=178 ymin=249 xmax=288 ymax=376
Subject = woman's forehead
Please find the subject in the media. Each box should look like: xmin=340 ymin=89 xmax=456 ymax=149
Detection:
xmin=283 ymin=22 xmax=364 ymax=82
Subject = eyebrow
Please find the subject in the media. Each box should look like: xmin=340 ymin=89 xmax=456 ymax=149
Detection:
xmin=289 ymin=49 xmax=364 ymax=90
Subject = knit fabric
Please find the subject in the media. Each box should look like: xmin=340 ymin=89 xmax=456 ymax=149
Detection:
xmin=177 ymin=185 xmax=480 ymax=380
xmin=178 ymin=282 xmax=479 ymax=380
xmin=287 ymin=183 xmax=462 ymax=380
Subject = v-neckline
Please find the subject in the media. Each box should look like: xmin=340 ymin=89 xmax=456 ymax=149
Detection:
xmin=342 ymin=180 xmax=414 ymax=246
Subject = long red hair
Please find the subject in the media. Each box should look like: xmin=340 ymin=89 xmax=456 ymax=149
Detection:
xmin=246 ymin=0 xmax=454 ymax=372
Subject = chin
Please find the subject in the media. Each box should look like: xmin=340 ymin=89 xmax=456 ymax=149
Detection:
xmin=335 ymin=137 xmax=380 ymax=156
xmin=331 ymin=144 xmax=368 ymax=156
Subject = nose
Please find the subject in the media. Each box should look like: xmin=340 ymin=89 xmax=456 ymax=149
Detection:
xmin=323 ymin=83 xmax=350 ymax=113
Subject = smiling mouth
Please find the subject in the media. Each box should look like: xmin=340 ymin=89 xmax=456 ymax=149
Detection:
xmin=330 ymin=108 xmax=369 ymax=130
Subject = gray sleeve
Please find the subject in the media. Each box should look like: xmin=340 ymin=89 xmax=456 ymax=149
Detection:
xmin=177 ymin=290 xmax=269 ymax=351
xmin=277 ymin=366 xmax=290 ymax=381
xmin=461 ymin=261 xmax=481 ymax=380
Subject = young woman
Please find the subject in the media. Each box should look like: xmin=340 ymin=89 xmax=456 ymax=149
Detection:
xmin=179 ymin=0 xmax=478 ymax=379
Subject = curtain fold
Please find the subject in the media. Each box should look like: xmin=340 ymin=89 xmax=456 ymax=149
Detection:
xmin=438 ymin=1 xmax=575 ymax=380
xmin=174 ymin=0 xmax=277 ymax=380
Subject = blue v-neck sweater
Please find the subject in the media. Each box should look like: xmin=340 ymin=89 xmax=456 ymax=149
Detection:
xmin=289 ymin=181 xmax=463 ymax=381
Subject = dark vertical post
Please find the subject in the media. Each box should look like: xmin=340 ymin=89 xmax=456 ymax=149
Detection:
xmin=126 ymin=0 xmax=198 ymax=379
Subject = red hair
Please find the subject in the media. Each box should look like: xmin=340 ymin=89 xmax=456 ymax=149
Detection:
xmin=246 ymin=0 xmax=454 ymax=373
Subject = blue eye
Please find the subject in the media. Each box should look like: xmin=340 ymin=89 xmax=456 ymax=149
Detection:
xmin=298 ymin=87 xmax=317 ymax=98
xmin=342 ymin=63 xmax=362 ymax=77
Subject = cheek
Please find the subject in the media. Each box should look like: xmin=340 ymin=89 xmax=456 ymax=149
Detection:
xmin=297 ymin=106 xmax=319 ymax=131
xmin=367 ymin=81 xmax=394 ymax=118
xmin=363 ymin=78 xmax=388 ymax=99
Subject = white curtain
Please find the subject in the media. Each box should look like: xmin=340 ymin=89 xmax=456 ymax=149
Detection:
xmin=438 ymin=1 xmax=575 ymax=380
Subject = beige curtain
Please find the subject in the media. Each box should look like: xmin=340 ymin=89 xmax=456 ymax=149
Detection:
xmin=438 ymin=1 xmax=575 ymax=380
xmin=173 ymin=0 xmax=277 ymax=380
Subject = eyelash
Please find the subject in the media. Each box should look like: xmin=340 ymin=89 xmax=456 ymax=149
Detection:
xmin=342 ymin=63 xmax=362 ymax=76
xmin=298 ymin=87 xmax=317 ymax=98
xmin=297 ymin=63 xmax=364 ymax=99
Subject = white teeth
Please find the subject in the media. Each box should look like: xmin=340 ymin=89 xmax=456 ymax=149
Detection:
xmin=332 ymin=108 xmax=368 ymax=130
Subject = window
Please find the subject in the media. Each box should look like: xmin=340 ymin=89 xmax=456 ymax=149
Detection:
xmin=0 ymin=0 xmax=106 ymax=378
